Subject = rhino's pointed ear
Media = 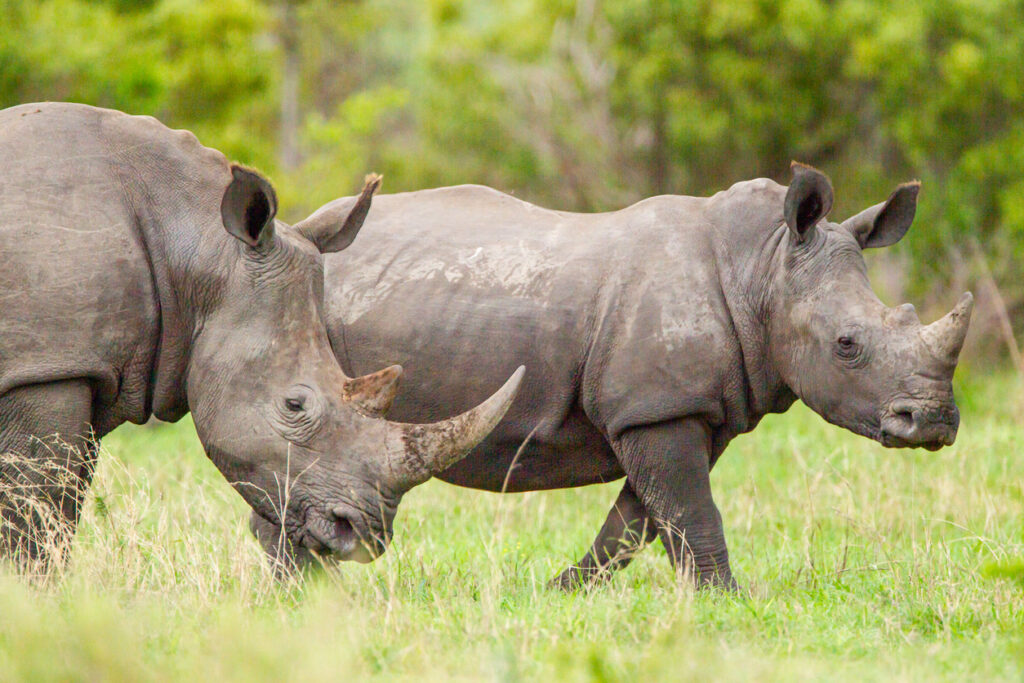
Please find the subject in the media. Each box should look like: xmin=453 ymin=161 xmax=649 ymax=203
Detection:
xmin=221 ymin=165 xmax=278 ymax=247
xmin=784 ymin=162 xmax=833 ymax=243
xmin=841 ymin=182 xmax=920 ymax=249
xmin=295 ymin=174 xmax=382 ymax=254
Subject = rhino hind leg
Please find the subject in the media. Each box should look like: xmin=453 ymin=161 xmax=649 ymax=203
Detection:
xmin=550 ymin=479 xmax=657 ymax=591
xmin=0 ymin=380 xmax=97 ymax=571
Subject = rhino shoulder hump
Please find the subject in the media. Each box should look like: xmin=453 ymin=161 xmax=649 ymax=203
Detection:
xmin=106 ymin=110 xmax=229 ymax=171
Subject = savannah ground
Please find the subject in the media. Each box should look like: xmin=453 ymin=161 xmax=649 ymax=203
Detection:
xmin=0 ymin=371 xmax=1021 ymax=681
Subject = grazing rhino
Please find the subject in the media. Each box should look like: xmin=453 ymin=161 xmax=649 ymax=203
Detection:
xmin=0 ymin=102 xmax=523 ymax=568
xmin=308 ymin=163 xmax=972 ymax=590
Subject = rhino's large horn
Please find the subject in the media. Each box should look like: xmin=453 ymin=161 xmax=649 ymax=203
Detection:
xmin=384 ymin=366 xmax=525 ymax=490
xmin=920 ymin=292 xmax=974 ymax=364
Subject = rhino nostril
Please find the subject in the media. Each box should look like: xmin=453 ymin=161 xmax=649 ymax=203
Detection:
xmin=891 ymin=405 xmax=917 ymax=430
xmin=330 ymin=507 xmax=381 ymax=563
xmin=330 ymin=510 xmax=357 ymax=543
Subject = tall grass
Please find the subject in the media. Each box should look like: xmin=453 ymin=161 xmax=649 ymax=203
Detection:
xmin=0 ymin=373 xmax=1021 ymax=681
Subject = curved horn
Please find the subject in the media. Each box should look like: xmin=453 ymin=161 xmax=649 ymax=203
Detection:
xmin=920 ymin=292 xmax=974 ymax=364
xmin=344 ymin=364 xmax=403 ymax=417
xmin=384 ymin=366 xmax=525 ymax=490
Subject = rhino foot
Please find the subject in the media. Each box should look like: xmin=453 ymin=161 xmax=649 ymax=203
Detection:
xmin=547 ymin=564 xmax=613 ymax=592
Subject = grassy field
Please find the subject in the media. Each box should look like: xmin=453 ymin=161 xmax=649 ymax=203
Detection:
xmin=0 ymin=372 xmax=1021 ymax=681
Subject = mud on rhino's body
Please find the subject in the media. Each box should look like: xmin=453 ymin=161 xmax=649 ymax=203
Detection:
xmin=320 ymin=165 xmax=972 ymax=589
xmin=0 ymin=102 xmax=521 ymax=567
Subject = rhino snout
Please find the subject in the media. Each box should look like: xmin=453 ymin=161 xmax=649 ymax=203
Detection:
xmin=879 ymin=398 xmax=959 ymax=451
xmin=299 ymin=505 xmax=389 ymax=563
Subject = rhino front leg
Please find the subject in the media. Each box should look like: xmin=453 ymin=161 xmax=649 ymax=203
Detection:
xmin=550 ymin=480 xmax=657 ymax=590
xmin=0 ymin=380 xmax=97 ymax=569
xmin=614 ymin=417 xmax=735 ymax=590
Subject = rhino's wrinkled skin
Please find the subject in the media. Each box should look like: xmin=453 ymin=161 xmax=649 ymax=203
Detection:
xmin=315 ymin=164 xmax=971 ymax=589
xmin=0 ymin=103 xmax=522 ymax=567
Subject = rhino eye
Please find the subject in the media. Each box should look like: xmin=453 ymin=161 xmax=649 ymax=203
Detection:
xmin=835 ymin=335 xmax=860 ymax=361
xmin=273 ymin=385 xmax=323 ymax=443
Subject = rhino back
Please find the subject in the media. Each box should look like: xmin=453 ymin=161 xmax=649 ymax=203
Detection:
xmin=329 ymin=184 xmax=602 ymax=401
xmin=0 ymin=103 xmax=227 ymax=432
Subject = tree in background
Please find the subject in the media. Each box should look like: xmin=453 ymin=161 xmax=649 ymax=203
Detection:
xmin=2 ymin=0 xmax=1024 ymax=363
xmin=0 ymin=0 xmax=279 ymax=167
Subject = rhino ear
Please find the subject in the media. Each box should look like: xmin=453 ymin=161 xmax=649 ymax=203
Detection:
xmin=221 ymin=165 xmax=278 ymax=248
xmin=784 ymin=162 xmax=833 ymax=243
xmin=294 ymin=174 xmax=382 ymax=254
xmin=841 ymin=182 xmax=919 ymax=249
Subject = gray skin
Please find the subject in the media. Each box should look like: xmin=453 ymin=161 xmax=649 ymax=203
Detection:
xmin=0 ymin=102 xmax=523 ymax=568
xmin=307 ymin=163 xmax=972 ymax=590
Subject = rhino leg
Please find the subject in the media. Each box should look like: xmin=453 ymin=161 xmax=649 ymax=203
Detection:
xmin=0 ymin=380 xmax=97 ymax=569
xmin=614 ymin=417 xmax=735 ymax=590
xmin=550 ymin=480 xmax=657 ymax=590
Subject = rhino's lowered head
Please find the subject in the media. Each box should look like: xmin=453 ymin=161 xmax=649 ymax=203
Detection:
xmin=766 ymin=163 xmax=972 ymax=451
xmin=186 ymin=169 xmax=523 ymax=565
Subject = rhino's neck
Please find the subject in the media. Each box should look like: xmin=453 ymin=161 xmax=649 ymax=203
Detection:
xmin=113 ymin=133 xmax=233 ymax=422
xmin=707 ymin=182 xmax=798 ymax=424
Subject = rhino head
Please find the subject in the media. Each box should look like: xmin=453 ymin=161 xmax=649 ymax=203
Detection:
xmin=767 ymin=163 xmax=971 ymax=450
xmin=187 ymin=169 xmax=523 ymax=563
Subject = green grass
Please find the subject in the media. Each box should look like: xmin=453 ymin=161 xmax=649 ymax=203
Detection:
xmin=1 ymin=372 xmax=1022 ymax=681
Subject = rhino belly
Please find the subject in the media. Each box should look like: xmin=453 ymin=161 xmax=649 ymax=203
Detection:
xmin=435 ymin=402 xmax=622 ymax=492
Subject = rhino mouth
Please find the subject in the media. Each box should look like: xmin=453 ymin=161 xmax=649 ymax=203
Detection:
xmin=878 ymin=431 xmax=949 ymax=452
xmin=299 ymin=505 xmax=384 ymax=563
xmin=877 ymin=399 xmax=958 ymax=451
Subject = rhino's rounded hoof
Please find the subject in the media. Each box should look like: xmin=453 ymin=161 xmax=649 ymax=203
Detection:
xmin=548 ymin=565 xmax=604 ymax=592
xmin=695 ymin=571 xmax=741 ymax=594
xmin=548 ymin=567 xmax=583 ymax=592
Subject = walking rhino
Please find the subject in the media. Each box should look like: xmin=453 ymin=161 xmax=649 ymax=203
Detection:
xmin=0 ymin=102 xmax=522 ymax=568
xmin=310 ymin=163 xmax=972 ymax=589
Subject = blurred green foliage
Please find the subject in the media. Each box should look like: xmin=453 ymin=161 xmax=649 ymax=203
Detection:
xmin=2 ymin=0 xmax=1024 ymax=355
xmin=0 ymin=0 xmax=278 ymax=164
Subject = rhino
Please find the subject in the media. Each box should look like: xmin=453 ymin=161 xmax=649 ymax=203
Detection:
xmin=302 ymin=163 xmax=972 ymax=590
xmin=0 ymin=102 xmax=523 ymax=568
